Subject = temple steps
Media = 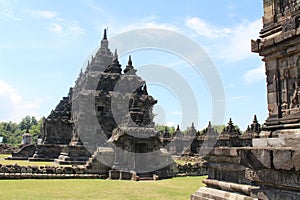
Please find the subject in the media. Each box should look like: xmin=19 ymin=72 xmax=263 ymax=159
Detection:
xmin=191 ymin=187 xmax=257 ymax=200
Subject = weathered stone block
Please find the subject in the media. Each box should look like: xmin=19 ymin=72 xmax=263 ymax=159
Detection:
xmin=63 ymin=167 xmax=74 ymax=174
xmin=20 ymin=167 xmax=27 ymax=173
xmin=191 ymin=186 xmax=255 ymax=200
xmin=252 ymin=138 xmax=268 ymax=147
xmin=109 ymin=170 xmax=120 ymax=180
xmin=253 ymin=149 xmax=271 ymax=168
xmin=205 ymin=155 xmax=241 ymax=164
xmin=276 ymin=129 xmax=300 ymax=138
xmin=284 ymin=138 xmax=300 ymax=148
xmin=273 ymin=150 xmax=293 ymax=170
xmin=213 ymin=148 xmax=238 ymax=156
xmin=26 ymin=167 xmax=32 ymax=173
xmin=120 ymin=171 xmax=131 ymax=180
xmin=292 ymin=150 xmax=300 ymax=171
xmin=259 ymin=131 xmax=271 ymax=138
xmin=0 ymin=166 xmax=7 ymax=173
xmin=241 ymin=149 xmax=271 ymax=169
xmin=267 ymin=138 xmax=286 ymax=147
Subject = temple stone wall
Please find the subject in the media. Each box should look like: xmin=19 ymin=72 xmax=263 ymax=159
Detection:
xmin=42 ymin=119 xmax=73 ymax=145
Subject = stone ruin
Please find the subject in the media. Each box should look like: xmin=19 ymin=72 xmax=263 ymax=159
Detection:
xmin=191 ymin=0 xmax=300 ymax=199
xmin=160 ymin=118 xmax=257 ymax=156
xmin=9 ymin=29 xmax=177 ymax=179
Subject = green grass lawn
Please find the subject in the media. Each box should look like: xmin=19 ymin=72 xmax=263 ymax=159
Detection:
xmin=0 ymin=154 xmax=206 ymax=199
xmin=0 ymin=176 xmax=206 ymax=200
xmin=173 ymin=159 xmax=196 ymax=165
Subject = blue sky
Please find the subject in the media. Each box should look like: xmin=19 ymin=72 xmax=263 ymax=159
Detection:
xmin=0 ymin=0 xmax=266 ymax=131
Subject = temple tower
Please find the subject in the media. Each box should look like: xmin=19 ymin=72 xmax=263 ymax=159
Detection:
xmin=252 ymin=0 xmax=300 ymax=134
xmin=192 ymin=1 xmax=300 ymax=199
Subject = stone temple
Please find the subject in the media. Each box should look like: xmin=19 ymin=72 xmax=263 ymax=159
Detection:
xmin=192 ymin=0 xmax=300 ymax=199
xmin=11 ymin=29 xmax=176 ymax=179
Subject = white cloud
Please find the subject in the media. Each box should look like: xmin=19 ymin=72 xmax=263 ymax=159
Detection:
xmin=67 ymin=21 xmax=85 ymax=34
xmin=49 ymin=20 xmax=84 ymax=36
xmin=113 ymin=16 xmax=262 ymax=63
xmin=0 ymin=80 xmax=41 ymax=122
xmin=49 ymin=23 xmax=63 ymax=33
xmin=165 ymin=121 xmax=175 ymax=127
xmin=27 ymin=9 xmax=84 ymax=36
xmin=218 ymin=19 xmax=262 ymax=62
xmin=185 ymin=17 xmax=262 ymax=62
xmin=185 ymin=17 xmax=231 ymax=38
xmin=29 ymin=10 xmax=58 ymax=19
xmin=99 ymin=16 xmax=178 ymax=36
xmin=244 ymin=65 xmax=265 ymax=84
xmin=231 ymin=96 xmax=246 ymax=101
xmin=139 ymin=21 xmax=178 ymax=31
xmin=0 ymin=0 xmax=21 ymax=21
xmin=171 ymin=111 xmax=182 ymax=115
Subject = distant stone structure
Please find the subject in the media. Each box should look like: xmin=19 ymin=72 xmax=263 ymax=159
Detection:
xmin=192 ymin=0 xmax=300 ymax=199
xmin=161 ymin=119 xmax=254 ymax=156
xmin=243 ymin=115 xmax=261 ymax=138
xmin=22 ymin=129 xmax=32 ymax=145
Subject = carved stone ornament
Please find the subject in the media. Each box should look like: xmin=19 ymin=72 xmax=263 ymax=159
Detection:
xmin=282 ymin=16 xmax=296 ymax=32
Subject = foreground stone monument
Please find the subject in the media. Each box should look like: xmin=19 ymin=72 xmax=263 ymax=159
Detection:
xmin=192 ymin=0 xmax=300 ymax=199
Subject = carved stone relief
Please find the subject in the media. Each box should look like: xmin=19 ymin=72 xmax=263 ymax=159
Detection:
xmin=275 ymin=55 xmax=300 ymax=116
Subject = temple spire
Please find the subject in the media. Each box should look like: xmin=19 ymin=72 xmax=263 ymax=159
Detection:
xmin=128 ymin=55 xmax=132 ymax=65
xmin=253 ymin=114 xmax=258 ymax=123
xmin=100 ymin=28 xmax=109 ymax=50
xmin=208 ymin=121 xmax=212 ymax=128
xmin=104 ymin=49 xmax=121 ymax=74
xmin=113 ymin=49 xmax=119 ymax=63
xmin=124 ymin=55 xmax=136 ymax=74
xmin=103 ymin=28 xmax=107 ymax=40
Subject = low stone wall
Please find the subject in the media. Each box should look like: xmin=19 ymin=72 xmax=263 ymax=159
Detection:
xmin=0 ymin=164 xmax=108 ymax=179
xmin=0 ymin=161 xmax=207 ymax=180
xmin=0 ymin=173 xmax=103 ymax=179
xmin=177 ymin=163 xmax=207 ymax=176
xmin=0 ymin=144 xmax=17 ymax=154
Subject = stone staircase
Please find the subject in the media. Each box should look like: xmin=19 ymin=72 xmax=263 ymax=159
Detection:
xmin=136 ymin=172 xmax=158 ymax=181
xmin=84 ymin=147 xmax=114 ymax=174
xmin=191 ymin=187 xmax=256 ymax=200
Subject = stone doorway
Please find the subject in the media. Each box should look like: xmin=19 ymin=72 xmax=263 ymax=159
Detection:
xmin=135 ymin=143 xmax=147 ymax=171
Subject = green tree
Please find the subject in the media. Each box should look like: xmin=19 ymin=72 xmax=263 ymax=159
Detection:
xmin=19 ymin=115 xmax=38 ymax=130
xmin=155 ymin=124 xmax=176 ymax=135
xmin=0 ymin=116 xmax=42 ymax=146
xmin=212 ymin=125 xmax=225 ymax=134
